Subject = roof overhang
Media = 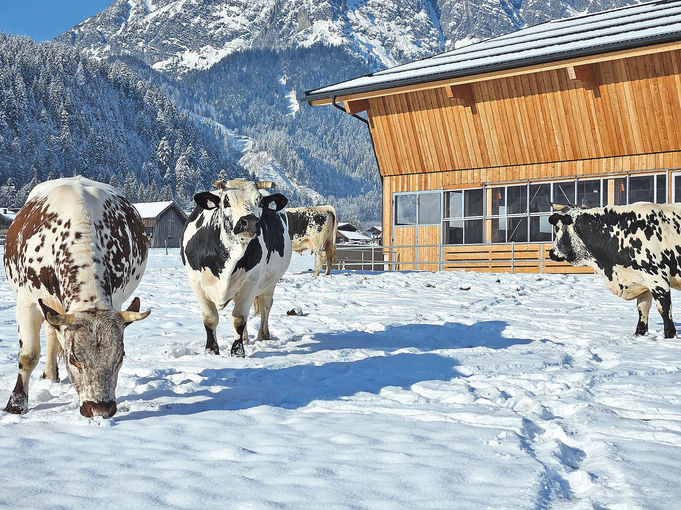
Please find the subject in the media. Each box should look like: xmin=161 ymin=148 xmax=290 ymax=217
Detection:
xmin=304 ymin=36 xmax=681 ymax=107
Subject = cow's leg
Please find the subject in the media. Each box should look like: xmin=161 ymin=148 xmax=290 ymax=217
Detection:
xmin=313 ymin=252 xmax=323 ymax=277
xmin=256 ymin=288 xmax=275 ymax=341
xmin=230 ymin=298 xmax=251 ymax=357
xmin=190 ymin=286 xmax=220 ymax=354
xmin=5 ymin=299 xmax=43 ymax=414
xmin=634 ymin=290 xmax=653 ymax=336
xmin=42 ymin=323 xmax=60 ymax=381
xmin=652 ymin=285 xmax=676 ymax=338
xmin=324 ymin=244 xmax=333 ymax=276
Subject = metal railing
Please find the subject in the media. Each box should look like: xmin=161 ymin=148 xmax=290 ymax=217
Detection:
xmin=331 ymin=242 xmax=573 ymax=273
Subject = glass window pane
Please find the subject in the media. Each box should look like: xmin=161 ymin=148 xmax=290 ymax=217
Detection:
xmin=629 ymin=175 xmax=654 ymax=203
xmin=491 ymin=187 xmax=505 ymax=216
xmin=464 ymin=189 xmax=483 ymax=217
xmin=491 ymin=218 xmax=506 ymax=243
xmin=465 ymin=219 xmax=483 ymax=244
xmin=577 ymin=179 xmax=601 ymax=208
xmin=553 ymin=182 xmax=575 ymax=207
xmin=675 ymin=175 xmax=681 ymax=203
xmin=530 ymin=216 xmax=552 ymax=242
xmin=418 ymin=193 xmax=441 ymax=225
xmin=395 ymin=194 xmax=416 ymax=225
xmin=529 ymin=184 xmax=551 ymax=213
xmin=507 ymin=185 xmax=527 ymax=215
xmin=508 ymin=217 xmax=528 ymax=242
xmin=446 ymin=191 xmax=463 ymax=219
xmin=613 ymin=178 xmax=627 ymax=205
xmin=445 ymin=219 xmax=463 ymax=244
xmin=657 ymin=174 xmax=667 ymax=204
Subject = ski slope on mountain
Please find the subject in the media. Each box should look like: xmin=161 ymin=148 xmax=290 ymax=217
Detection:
xmin=0 ymin=247 xmax=680 ymax=508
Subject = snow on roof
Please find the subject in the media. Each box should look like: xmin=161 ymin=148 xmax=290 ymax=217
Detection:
xmin=303 ymin=0 xmax=681 ymax=102
xmin=338 ymin=230 xmax=371 ymax=242
xmin=0 ymin=208 xmax=17 ymax=221
xmin=133 ymin=201 xmax=176 ymax=219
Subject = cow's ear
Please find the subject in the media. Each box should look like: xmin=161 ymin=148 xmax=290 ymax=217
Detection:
xmin=262 ymin=193 xmax=288 ymax=212
xmin=38 ymin=299 xmax=74 ymax=327
xmin=194 ymin=192 xmax=220 ymax=210
xmin=548 ymin=213 xmax=572 ymax=226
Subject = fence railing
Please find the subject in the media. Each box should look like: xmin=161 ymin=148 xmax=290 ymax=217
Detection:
xmin=333 ymin=243 xmax=591 ymax=274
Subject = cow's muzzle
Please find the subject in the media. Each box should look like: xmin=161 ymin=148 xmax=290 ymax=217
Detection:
xmin=80 ymin=400 xmax=117 ymax=418
xmin=548 ymin=249 xmax=565 ymax=262
xmin=234 ymin=214 xmax=260 ymax=237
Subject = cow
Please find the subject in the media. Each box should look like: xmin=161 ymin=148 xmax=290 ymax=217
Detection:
xmin=181 ymin=178 xmax=292 ymax=357
xmin=548 ymin=202 xmax=681 ymax=338
xmin=286 ymin=206 xmax=338 ymax=276
xmin=3 ymin=176 xmax=150 ymax=417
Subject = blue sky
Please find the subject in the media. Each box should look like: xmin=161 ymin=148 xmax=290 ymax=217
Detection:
xmin=0 ymin=1 xmax=114 ymax=42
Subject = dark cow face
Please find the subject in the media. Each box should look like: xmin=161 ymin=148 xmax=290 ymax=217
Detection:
xmin=548 ymin=209 xmax=586 ymax=264
xmin=194 ymin=178 xmax=287 ymax=245
xmin=38 ymin=298 xmax=150 ymax=418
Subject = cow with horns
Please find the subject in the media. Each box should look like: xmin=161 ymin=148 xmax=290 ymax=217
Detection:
xmin=286 ymin=205 xmax=338 ymax=276
xmin=3 ymin=177 xmax=150 ymax=417
xmin=549 ymin=202 xmax=681 ymax=338
xmin=181 ymin=178 xmax=292 ymax=357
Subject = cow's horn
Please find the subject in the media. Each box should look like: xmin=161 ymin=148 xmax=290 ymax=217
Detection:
xmin=45 ymin=312 xmax=75 ymax=327
xmin=552 ymin=203 xmax=568 ymax=211
xmin=257 ymin=181 xmax=275 ymax=189
xmin=120 ymin=310 xmax=151 ymax=323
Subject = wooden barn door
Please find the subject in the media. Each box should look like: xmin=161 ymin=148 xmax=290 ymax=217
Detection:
xmin=393 ymin=192 xmax=442 ymax=271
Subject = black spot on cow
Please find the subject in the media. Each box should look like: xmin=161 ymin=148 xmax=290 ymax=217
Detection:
xmin=183 ymin=215 xmax=230 ymax=277
xmin=233 ymin=237 xmax=263 ymax=274
xmin=287 ymin=210 xmax=328 ymax=238
xmin=260 ymin=209 xmax=285 ymax=262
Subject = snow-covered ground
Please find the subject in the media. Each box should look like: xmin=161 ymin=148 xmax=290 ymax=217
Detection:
xmin=1 ymin=248 xmax=681 ymax=508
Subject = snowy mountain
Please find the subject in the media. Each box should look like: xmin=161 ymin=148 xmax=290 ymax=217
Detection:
xmin=60 ymin=0 xmax=640 ymax=75
xmin=53 ymin=0 xmax=640 ymax=222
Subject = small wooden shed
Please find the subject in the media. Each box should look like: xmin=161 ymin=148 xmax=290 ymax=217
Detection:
xmin=303 ymin=0 xmax=681 ymax=273
xmin=133 ymin=201 xmax=187 ymax=248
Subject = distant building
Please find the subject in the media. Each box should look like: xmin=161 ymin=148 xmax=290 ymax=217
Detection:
xmin=0 ymin=208 xmax=17 ymax=235
xmin=365 ymin=226 xmax=382 ymax=244
xmin=337 ymin=222 xmax=358 ymax=232
xmin=337 ymin=229 xmax=371 ymax=245
xmin=134 ymin=201 xmax=187 ymax=248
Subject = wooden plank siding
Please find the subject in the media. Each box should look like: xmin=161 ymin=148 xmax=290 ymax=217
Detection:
xmin=368 ymin=50 xmax=681 ymax=177
xmin=369 ymin=47 xmax=681 ymax=273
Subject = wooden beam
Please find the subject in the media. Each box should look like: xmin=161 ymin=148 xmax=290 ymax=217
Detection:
xmin=345 ymin=99 xmax=369 ymax=114
xmin=567 ymin=63 xmax=599 ymax=90
xmin=307 ymin=40 xmax=681 ymax=106
xmin=445 ymin=84 xmax=475 ymax=108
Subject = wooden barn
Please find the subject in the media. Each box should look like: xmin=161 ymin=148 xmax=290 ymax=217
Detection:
xmin=133 ymin=201 xmax=187 ymax=248
xmin=303 ymin=0 xmax=681 ymax=273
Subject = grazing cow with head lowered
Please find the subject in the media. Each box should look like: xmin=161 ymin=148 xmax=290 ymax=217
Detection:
xmin=3 ymin=177 xmax=150 ymax=417
xmin=286 ymin=206 xmax=337 ymax=276
xmin=181 ymin=178 xmax=291 ymax=357
xmin=549 ymin=202 xmax=681 ymax=338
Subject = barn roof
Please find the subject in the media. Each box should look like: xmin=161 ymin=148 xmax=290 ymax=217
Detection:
xmin=0 ymin=208 xmax=17 ymax=222
xmin=338 ymin=230 xmax=371 ymax=242
xmin=303 ymin=0 xmax=681 ymax=103
xmin=133 ymin=201 xmax=185 ymax=220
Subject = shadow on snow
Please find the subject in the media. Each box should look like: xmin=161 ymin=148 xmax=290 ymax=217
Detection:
xmin=117 ymin=320 xmax=533 ymax=421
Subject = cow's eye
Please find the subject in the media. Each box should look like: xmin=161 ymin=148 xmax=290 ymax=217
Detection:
xmin=223 ymin=196 xmax=230 ymax=208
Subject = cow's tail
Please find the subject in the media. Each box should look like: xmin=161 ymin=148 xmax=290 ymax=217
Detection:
xmin=57 ymin=343 xmax=65 ymax=362
xmin=253 ymin=297 xmax=261 ymax=316
xmin=328 ymin=206 xmax=338 ymax=264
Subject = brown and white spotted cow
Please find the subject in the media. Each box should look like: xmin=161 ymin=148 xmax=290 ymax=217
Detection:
xmin=286 ymin=206 xmax=338 ymax=276
xmin=3 ymin=176 xmax=150 ymax=417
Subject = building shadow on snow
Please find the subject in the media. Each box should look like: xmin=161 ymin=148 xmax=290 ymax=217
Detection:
xmin=117 ymin=320 xmax=533 ymax=422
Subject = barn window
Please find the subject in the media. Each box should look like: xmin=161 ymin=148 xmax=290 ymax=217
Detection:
xmin=577 ymin=180 xmax=602 ymax=208
xmin=612 ymin=174 xmax=666 ymax=205
xmin=444 ymin=189 xmax=483 ymax=244
xmin=394 ymin=192 xmax=441 ymax=226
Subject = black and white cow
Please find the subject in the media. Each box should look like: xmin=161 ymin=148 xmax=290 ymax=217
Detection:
xmin=549 ymin=202 xmax=681 ymax=338
xmin=181 ymin=178 xmax=292 ymax=357
xmin=286 ymin=206 xmax=338 ymax=276
xmin=3 ymin=177 xmax=150 ymax=417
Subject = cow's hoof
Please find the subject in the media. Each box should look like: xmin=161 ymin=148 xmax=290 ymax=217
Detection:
xmin=4 ymin=394 xmax=28 ymax=414
xmin=665 ymin=330 xmax=677 ymax=339
xmin=230 ymin=342 xmax=245 ymax=358
xmin=634 ymin=324 xmax=648 ymax=336
xmin=204 ymin=346 xmax=220 ymax=355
